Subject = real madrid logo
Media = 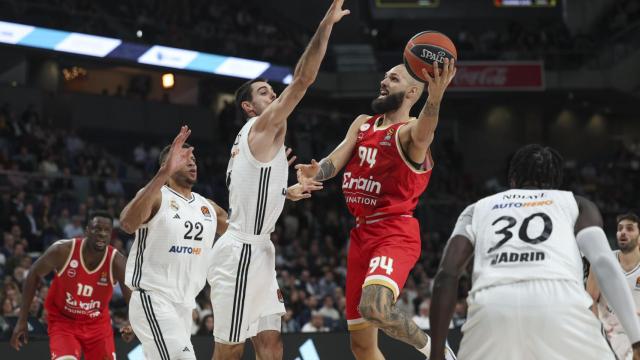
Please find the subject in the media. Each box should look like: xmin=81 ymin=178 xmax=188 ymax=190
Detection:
xmin=359 ymin=123 xmax=371 ymax=132
xmin=170 ymin=200 xmax=179 ymax=211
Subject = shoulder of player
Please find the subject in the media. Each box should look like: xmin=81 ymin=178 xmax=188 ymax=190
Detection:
xmin=354 ymin=114 xmax=371 ymax=125
xmin=348 ymin=114 xmax=371 ymax=132
xmin=49 ymin=239 xmax=74 ymax=255
xmin=42 ymin=239 xmax=75 ymax=271
xmin=573 ymin=194 xmax=595 ymax=210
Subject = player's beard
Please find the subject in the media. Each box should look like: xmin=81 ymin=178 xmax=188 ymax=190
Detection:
xmin=371 ymin=91 xmax=404 ymax=114
xmin=618 ymin=235 xmax=639 ymax=253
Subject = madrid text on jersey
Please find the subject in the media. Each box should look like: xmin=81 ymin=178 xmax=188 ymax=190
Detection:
xmin=490 ymin=251 xmax=545 ymax=265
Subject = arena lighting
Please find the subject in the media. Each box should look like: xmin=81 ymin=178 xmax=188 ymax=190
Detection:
xmin=162 ymin=73 xmax=175 ymax=89
xmin=0 ymin=20 xmax=293 ymax=83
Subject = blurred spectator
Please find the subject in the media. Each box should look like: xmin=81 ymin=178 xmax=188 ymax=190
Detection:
xmin=282 ymin=308 xmax=300 ymax=333
xmin=413 ymin=298 xmax=431 ymax=330
xmin=301 ymin=311 xmax=329 ymax=333
xmin=396 ymin=291 xmax=415 ymax=318
xmin=317 ymin=296 xmax=340 ymax=322
xmin=64 ymin=216 xmax=84 ymax=238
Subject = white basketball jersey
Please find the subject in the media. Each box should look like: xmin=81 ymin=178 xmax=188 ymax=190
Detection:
xmin=463 ymin=189 xmax=582 ymax=293
xmin=598 ymin=251 xmax=640 ymax=333
xmin=225 ymin=117 xmax=288 ymax=236
xmin=125 ymin=186 xmax=217 ymax=307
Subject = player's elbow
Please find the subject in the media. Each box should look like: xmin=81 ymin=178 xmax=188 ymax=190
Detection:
xmin=292 ymin=74 xmax=315 ymax=89
xmin=590 ymin=254 xmax=616 ymax=277
xmin=119 ymin=217 xmax=137 ymax=234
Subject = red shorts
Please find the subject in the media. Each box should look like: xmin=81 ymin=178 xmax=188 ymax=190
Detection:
xmin=345 ymin=215 xmax=421 ymax=331
xmin=48 ymin=316 xmax=115 ymax=360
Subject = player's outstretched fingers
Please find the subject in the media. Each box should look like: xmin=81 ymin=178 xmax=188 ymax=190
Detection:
xmin=442 ymin=58 xmax=450 ymax=79
xmin=421 ymin=68 xmax=434 ymax=84
xmin=433 ymin=60 xmax=440 ymax=80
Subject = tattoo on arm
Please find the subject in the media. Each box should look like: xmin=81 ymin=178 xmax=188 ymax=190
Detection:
xmin=314 ymin=158 xmax=336 ymax=181
xmin=359 ymin=285 xmax=428 ymax=349
xmin=423 ymin=100 xmax=440 ymax=118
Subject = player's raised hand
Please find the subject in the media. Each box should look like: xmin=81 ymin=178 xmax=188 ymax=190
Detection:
xmin=422 ymin=58 xmax=456 ymax=102
xmin=10 ymin=319 xmax=28 ymax=351
xmin=161 ymin=125 xmax=193 ymax=176
xmin=295 ymin=159 xmax=321 ymax=183
xmin=286 ymin=179 xmax=323 ymax=201
xmin=120 ymin=323 xmax=136 ymax=343
xmin=322 ymin=0 xmax=350 ymax=25
xmin=286 ymin=147 xmax=297 ymax=167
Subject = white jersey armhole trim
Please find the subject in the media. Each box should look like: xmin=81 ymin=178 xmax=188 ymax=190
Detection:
xmin=110 ymin=248 xmax=117 ymax=285
xmin=57 ymin=238 xmax=75 ymax=276
xmin=566 ymin=192 xmax=579 ymax=225
xmin=79 ymin=239 xmax=109 ymax=274
xmin=146 ymin=189 xmax=167 ymax=227
xmin=241 ymin=118 xmax=285 ymax=167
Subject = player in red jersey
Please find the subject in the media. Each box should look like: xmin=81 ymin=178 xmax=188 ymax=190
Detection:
xmin=10 ymin=211 xmax=131 ymax=360
xmin=296 ymin=60 xmax=456 ymax=359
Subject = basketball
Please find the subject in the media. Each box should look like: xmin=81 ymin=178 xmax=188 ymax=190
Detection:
xmin=403 ymin=31 xmax=458 ymax=82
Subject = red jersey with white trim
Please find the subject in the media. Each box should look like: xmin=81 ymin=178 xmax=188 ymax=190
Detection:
xmin=45 ymin=238 xmax=116 ymax=323
xmin=342 ymin=115 xmax=432 ymax=218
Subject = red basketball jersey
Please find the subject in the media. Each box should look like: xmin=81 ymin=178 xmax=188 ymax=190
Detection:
xmin=45 ymin=238 xmax=116 ymax=323
xmin=342 ymin=115 xmax=432 ymax=218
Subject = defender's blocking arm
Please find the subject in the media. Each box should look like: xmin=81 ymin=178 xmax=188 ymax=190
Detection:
xmin=251 ymin=0 xmax=350 ymax=136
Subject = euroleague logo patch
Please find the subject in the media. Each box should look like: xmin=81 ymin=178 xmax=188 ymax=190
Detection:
xmin=98 ymin=271 xmax=109 ymax=286
xmin=277 ymin=289 xmax=284 ymax=303
xmin=636 ymin=276 xmax=640 ymax=290
xmin=201 ymin=206 xmax=211 ymax=217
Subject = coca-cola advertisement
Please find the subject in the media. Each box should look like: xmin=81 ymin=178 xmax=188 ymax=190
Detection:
xmin=450 ymin=61 xmax=544 ymax=91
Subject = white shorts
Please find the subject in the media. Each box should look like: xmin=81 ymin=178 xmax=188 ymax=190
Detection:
xmin=459 ymin=279 xmax=617 ymax=360
xmin=609 ymin=331 xmax=632 ymax=360
xmin=129 ymin=291 xmax=195 ymax=360
xmin=208 ymin=230 xmax=285 ymax=344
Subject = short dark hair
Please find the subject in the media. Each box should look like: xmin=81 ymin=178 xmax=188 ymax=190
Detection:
xmin=158 ymin=142 xmax=192 ymax=166
xmin=617 ymin=213 xmax=640 ymax=226
xmin=508 ymin=144 xmax=564 ymax=189
xmin=235 ymin=78 xmax=267 ymax=120
xmin=87 ymin=210 xmax=113 ymax=226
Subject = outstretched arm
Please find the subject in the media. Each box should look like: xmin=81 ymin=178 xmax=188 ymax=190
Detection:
xmin=296 ymin=115 xmax=369 ymax=182
xmin=574 ymin=196 xmax=640 ymax=357
xmin=400 ymin=59 xmax=456 ymax=166
xmin=430 ymin=204 xmax=475 ymax=360
xmin=250 ymin=0 xmax=349 ymax=140
xmin=11 ymin=241 xmax=71 ymax=351
xmin=120 ymin=126 xmax=192 ymax=233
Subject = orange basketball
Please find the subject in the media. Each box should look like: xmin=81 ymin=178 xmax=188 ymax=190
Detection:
xmin=403 ymin=31 xmax=457 ymax=82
